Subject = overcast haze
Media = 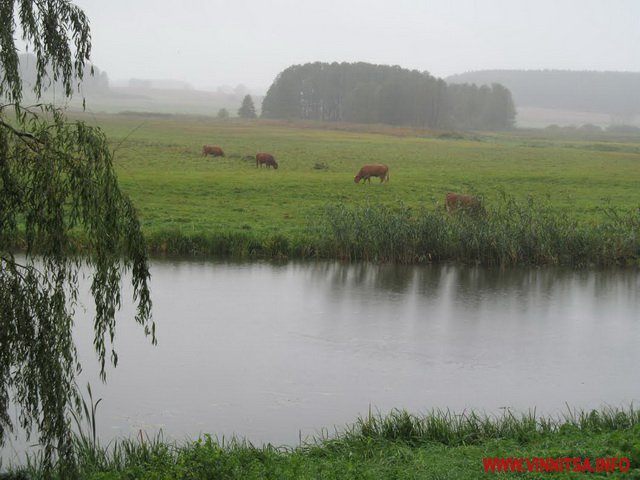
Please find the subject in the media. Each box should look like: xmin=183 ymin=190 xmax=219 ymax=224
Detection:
xmin=68 ymin=0 xmax=640 ymax=93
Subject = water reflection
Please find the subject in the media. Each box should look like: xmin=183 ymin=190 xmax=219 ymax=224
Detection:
xmin=3 ymin=260 xmax=640 ymax=463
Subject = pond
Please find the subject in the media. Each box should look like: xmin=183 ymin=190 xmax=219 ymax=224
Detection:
xmin=3 ymin=260 xmax=640 ymax=460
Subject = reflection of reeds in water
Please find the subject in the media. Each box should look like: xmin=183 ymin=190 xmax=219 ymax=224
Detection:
xmin=316 ymin=196 xmax=640 ymax=266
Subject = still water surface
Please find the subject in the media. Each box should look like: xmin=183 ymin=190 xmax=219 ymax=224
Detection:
xmin=6 ymin=260 xmax=640 ymax=457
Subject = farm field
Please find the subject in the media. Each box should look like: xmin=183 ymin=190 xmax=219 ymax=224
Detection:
xmin=74 ymin=112 xmax=640 ymax=263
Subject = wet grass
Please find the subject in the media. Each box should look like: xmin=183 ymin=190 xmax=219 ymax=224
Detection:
xmin=6 ymin=406 xmax=640 ymax=479
xmin=50 ymin=113 xmax=640 ymax=266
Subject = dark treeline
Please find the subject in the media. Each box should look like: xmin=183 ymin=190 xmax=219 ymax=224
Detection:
xmin=447 ymin=70 xmax=640 ymax=119
xmin=261 ymin=62 xmax=516 ymax=130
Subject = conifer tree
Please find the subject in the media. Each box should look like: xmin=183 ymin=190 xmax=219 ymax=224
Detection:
xmin=237 ymin=94 xmax=257 ymax=118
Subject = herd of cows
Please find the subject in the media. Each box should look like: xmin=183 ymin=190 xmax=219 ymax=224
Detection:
xmin=201 ymin=144 xmax=481 ymax=213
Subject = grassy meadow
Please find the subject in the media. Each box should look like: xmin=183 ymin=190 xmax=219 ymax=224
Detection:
xmin=76 ymin=112 xmax=640 ymax=264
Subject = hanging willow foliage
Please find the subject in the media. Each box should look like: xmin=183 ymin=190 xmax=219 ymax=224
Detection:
xmin=0 ymin=1 xmax=154 ymax=477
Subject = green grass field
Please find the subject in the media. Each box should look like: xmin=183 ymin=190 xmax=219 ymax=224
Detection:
xmin=74 ymin=113 xmax=640 ymax=263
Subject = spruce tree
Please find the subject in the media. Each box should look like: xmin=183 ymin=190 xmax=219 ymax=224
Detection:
xmin=238 ymin=94 xmax=257 ymax=118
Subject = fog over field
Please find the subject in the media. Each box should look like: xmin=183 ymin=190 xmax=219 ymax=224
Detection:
xmin=14 ymin=0 xmax=640 ymax=126
xmin=69 ymin=0 xmax=639 ymax=92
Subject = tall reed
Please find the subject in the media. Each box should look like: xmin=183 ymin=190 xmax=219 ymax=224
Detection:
xmin=314 ymin=196 xmax=640 ymax=266
xmin=338 ymin=406 xmax=640 ymax=447
xmin=55 ymin=196 xmax=639 ymax=266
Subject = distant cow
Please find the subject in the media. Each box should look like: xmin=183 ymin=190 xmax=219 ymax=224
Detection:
xmin=354 ymin=164 xmax=389 ymax=184
xmin=445 ymin=192 xmax=482 ymax=213
xmin=202 ymin=145 xmax=225 ymax=157
xmin=256 ymin=152 xmax=278 ymax=169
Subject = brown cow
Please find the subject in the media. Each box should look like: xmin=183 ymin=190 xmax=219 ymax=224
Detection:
xmin=202 ymin=145 xmax=225 ymax=157
xmin=256 ymin=152 xmax=278 ymax=169
xmin=354 ymin=164 xmax=389 ymax=184
xmin=445 ymin=192 xmax=482 ymax=213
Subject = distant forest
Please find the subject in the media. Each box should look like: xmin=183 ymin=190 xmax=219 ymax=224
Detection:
xmin=447 ymin=70 xmax=640 ymax=119
xmin=261 ymin=62 xmax=516 ymax=130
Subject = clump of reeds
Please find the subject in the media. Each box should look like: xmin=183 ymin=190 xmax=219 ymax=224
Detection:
xmin=145 ymin=230 xmax=295 ymax=258
xmin=330 ymin=405 xmax=640 ymax=448
xmin=82 ymin=195 xmax=640 ymax=266
xmin=314 ymin=195 xmax=640 ymax=267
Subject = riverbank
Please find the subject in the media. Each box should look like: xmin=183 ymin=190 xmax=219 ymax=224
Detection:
xmin=5 ymin=407 xmax=639 ymax=479
xmin=68 ymin=114 xmax=639 ymax=266
xmin=7 ymin=114 xmax=640 ymax=266
xmin=8 ymin=195 xmax=640 ymax=267
xmin=139 ymin=196 xmax=640 ymax=266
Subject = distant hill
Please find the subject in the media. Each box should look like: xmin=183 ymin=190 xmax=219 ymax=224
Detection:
xmin=104 ymin=85 xmax=263 ymax=117
xmin=447 ymin=70 xmax=640 ymax=127
xmin=13 ymin=53 xmax=262 ymax=116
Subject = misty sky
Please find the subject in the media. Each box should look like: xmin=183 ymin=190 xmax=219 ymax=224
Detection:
xmin=68 ymin=0 xmax=640 ymax=92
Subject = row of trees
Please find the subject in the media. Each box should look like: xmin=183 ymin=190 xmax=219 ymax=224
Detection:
xmin=261 ymin=62 xmax=516 ymax=130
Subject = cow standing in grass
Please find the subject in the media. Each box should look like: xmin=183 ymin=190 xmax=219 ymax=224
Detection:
xmin=256 ymin=152 xmax=278 ymax=169
xmin=445 ymin=192 xmax=482 ymax=213
xmin=202 ymin=145 xmax=225 ymax=157
xmin=354 ymin=164 xmax=389 ymax=184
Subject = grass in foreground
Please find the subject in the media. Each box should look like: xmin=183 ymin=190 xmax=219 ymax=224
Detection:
xmin=6 ymin=407 xmax=640 ymax=479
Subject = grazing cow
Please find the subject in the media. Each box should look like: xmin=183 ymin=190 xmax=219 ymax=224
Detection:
xmin=202 ymin=145 xmax=225 ymax=157
xmin=445 ymin=192 xmax=482 ymax=213
xmin=256 ymin=152 xmax=278 ymax=169
xmin=354 ymin=164 xmax=389 ymax=184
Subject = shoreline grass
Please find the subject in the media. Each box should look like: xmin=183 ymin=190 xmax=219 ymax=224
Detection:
xmin=11 ymin=194 xmax=635 ymax=267
xmin=131 ymin=195 xmax=639 ymax=267
xmin=313 ymin=196 xmax=640 ymax=267
xmin=5 ymin=406 xmax=639 ymax=479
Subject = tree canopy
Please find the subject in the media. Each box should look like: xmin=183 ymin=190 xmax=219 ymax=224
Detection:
xmin=261 ymin=62 xmax=516 ymax=130
xmin=1 ymin=1 xmax=154 ymax=476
